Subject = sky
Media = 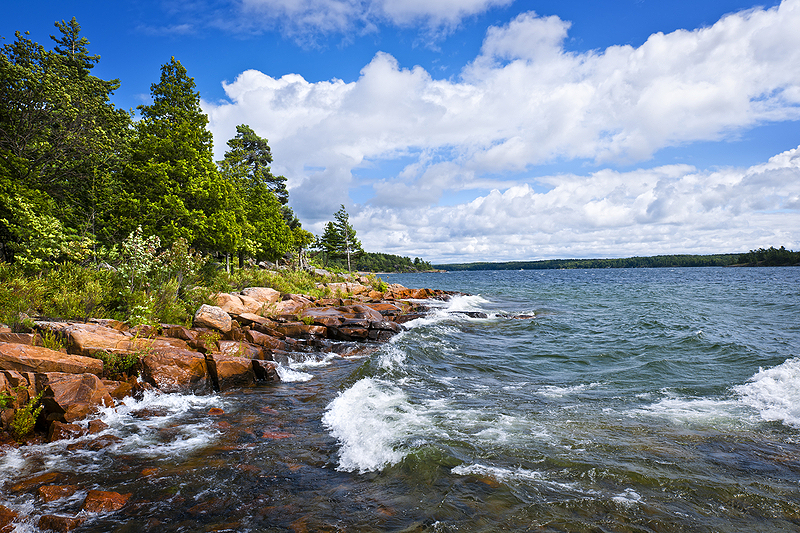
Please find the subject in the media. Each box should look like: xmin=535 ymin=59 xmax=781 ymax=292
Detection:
xmin=3 ymin=0 xmax=800 ymax=263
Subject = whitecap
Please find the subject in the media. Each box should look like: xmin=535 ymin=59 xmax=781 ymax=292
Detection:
xmin=537 ymin=382 xmax=602 ymax=398
xmin=735 ymin=357 xmax=800 ymax=428
xmin=323 ymin=377 xmax=426 ymax=473
xmin=275 ymin=363 xmax=313 ymax=382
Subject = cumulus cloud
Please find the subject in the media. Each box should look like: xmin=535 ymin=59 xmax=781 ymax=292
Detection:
xmin=353 ymin=145 xmax=800 ymax=262
xmin=204 ymin=1 xmax=800 ymax=260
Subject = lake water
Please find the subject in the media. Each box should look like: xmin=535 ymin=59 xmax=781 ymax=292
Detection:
xmin=2 ymin=267 xmax=799 ymax=532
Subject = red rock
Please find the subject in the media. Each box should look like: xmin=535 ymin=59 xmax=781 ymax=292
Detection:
xmin=237 ymin=294 xmax=264 ymax=314
xmin=213 ymin=292 xmax=246 ymax=315
xmin=208 ymin=407 xmax=224 ymax=415
xmin=262 ymin=430 xmax=294 ymax=439
xmin=363 ymin=302 xmax=404 ymax=317
xmin=240 ymin=287 xmax=281 ymax=305
xmin=48 ymin=421 xmax=87 ymax=442
xmin=39 ymin=372 xmax=113 ymax=423
xmin=300 ymin=308 xmax=345 ymax=327
xmin=8 ymin=472 xmax=62 ymax=493
xmin=160 ymin=325 xmax=196 ymax=342
xmin=205 ymin=354 xmax=255 ymax=391
xmin=141 ymin=350 xmax=209 ymax=394
xmin=0 ymin=504 xmax=17 ymax=533
xmin=37 ymin=514 xmax=85 ymax=532
xmin=38 ymin=484 xmax=79 ymax=503
xmin=243 ymin=330 xmax=287 ymax=351
xmin=252 ymin=360 xmax=280 ymax=382
xmin=0 ymin=343 xmax=103 ymax=375
xmin=88 ymin=419 xmax=109 ymax=434
xmin=101 ymin=379 xmax=133 ymax=401
xmin=218 ymin=340 xmax=263 ymax=359
xmin=274 ymin=323 xmax=326 ymax=338
xmin=82 ymin=490 xmax=131 ymax=512
xmin=193 ymin=304 xmax=232 ymax=333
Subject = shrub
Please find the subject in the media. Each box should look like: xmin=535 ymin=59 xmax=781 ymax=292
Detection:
xmin=95 ymin=350 xmax=142 ymax=380
xmin=10 ymin=390 xmax=44 ymax=441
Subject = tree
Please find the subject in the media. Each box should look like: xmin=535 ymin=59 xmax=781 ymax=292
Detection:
xmin=318 ymin=205 xmax=363 ymax=272
xmin=218 ymin=124 xmax=288 ymax=205
xmin=217 ymin=125 xmax=293 ymax=266
xmin=120 ymin=57 xmax=234 ymax=253
xmin=0 ymin=20 xmax=130 ymax=256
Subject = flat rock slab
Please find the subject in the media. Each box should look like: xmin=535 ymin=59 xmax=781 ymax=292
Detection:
xmin=141 ymin=350 xmax=209 ymax=394
xmin=82 ymin=490 xmax=131 ymax=512
xmin=39 ymin=372 xmax=113 ymax=423
xmin=0 ymin=343 xmax=103 ymax=376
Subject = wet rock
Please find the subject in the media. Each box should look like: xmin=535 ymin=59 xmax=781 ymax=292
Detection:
xmin=38 ymin=372 xmax=113 ymax=423
xmin=38 ymin=484 xmax=79 ymax=503
xmin=48 ymin=421 xmax=87 ymax=442
xmin=193 ymin=304 xmax=232 ymax=333
xmin=8 ymin=471 xmax=63 ymax=493
xmin=252 ymin=360 xmax=280 ymax=382
xmin=205 ymin=353 xmax=255 ymax=391
xmin=141 ymin=350 xmax=210 ymax=394
xmin=0 ymin=342 xmax=103 ymax=375
xmin=363 ymin=302 xmax=404 ymax=318
xmin=102 ymin=379 xmax=133 ymax=401
xmin=0 ymin=504 xmax=17 ymax=533
xmin=274 ymin=323 xmax=326 ymax=338
xmin=88 ymin=419 xmax=109 ymax=434
xmin=37 ymin=514 xmax=85 ymax=532
xmin=82 ymin=490 xmax=131 ymax=512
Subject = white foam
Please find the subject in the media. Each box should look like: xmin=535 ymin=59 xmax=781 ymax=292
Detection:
xmin=735 ymin=357 xmax=800 ymax=428
xmin=275 ymin=363 xmax=313 ymax=382
xmin=323 ymin=377 xmax=426 ymax=473
xmin=537 ymin=382 xmax=602 ymax=398
xmin=612 ymin=488 xmax=643 ymax=507
xmin=288 ymin=352 xmax=338 ymax=369
xmin=636 ymin=397 xmax=746 ymax=427
xmin=451 ymin=463 xmax=544 ymax=481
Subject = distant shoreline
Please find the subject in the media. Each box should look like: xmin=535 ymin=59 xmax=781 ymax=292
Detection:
xmin=433 ymin=250 xmax=800 ymax=271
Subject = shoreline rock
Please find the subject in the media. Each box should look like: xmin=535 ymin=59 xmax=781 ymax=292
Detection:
xmin=0 ymin=279 xmax=456 ymax=446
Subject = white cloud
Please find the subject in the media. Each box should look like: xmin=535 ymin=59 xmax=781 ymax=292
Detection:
xmin=353 ymin=145 xmax=800 ymax=262
xmin=236 ymin=0 xmax=513 ymax=38
xmin=205 ymin=1 xmax=800 ymax=260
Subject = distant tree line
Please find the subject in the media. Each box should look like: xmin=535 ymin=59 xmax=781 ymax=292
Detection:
xmin=435 ymin=248 xmax=800 ymax=271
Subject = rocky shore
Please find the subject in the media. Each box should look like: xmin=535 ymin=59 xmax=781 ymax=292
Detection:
xmin=0 ymin=278 xmax=459 ymax=530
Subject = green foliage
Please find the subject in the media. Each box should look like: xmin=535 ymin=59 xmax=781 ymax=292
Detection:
xmin=316 ymin=205 xmax=363 ymax=272
xmin=95 ymin=350 xmax=141 ymax=380
xmin=40 ymin=329 xmax=64 ymax=351
xmin=0 ymin=390 xmax=14 ymax=409
xmin=737 ymin=246 xmax=800 ymax=266
xmin=437 ymin=254 xmax=746 ymax=271
xmin=10 ymin=389 xmax=44 ymax=441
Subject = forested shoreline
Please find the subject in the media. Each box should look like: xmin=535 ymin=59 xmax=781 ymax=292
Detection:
xmin=434 ymin=247 xmax=800 ymax=271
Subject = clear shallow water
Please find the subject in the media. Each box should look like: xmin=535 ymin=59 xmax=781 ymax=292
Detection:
xmin=2 ymin=267 xmax=800 ymax=532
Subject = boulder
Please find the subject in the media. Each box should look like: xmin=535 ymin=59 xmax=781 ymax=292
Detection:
xmin=82 ymin=490 xmax=131 ymax=512
xmin=38 ymin=514 xmax=86 ymax=533
xmin=38 ymin=484 xmax=79 ymax=503
xmin=0 ymin=504 xmax=17 ymax=533
xmin=205 ymin=353 xmax=255 ymax=391
xmin=160 ymin=325 xmax=197 ymax=342
xmin=35 ymin=322 xmax=134 ymax=358
xmin=234 ymin=294 xmax=262 ymax=315
xmin=243 ymin=330 xmax=287 ymax=352
xmin=141 ymin=350 xmax=210 ymax=394
xmin=252 ymin=360 xmax=280 ymax=382
xmin=301 ymin=307 xmax=345 ymax=327
xmin=37 ymin=514 xmax=85 ymax=532
xmin=48 ymin=421 xmax=88 ymax=442
xmin=38 ymin=372 xmax=113 ymax=423
xmin=218 ymin=340 xmax=264 ymax=359
xmin=274 ymin=323 xmax=327 ymax=338
xmin=240 ymin=287 xmax=281 ymax=305
xmin=193 ymin=305 xmax=232 ymax=333
xmin=213 ymin=293 xmax=246 ymax=316
xmin=0 ymin=343 xmax=103 ymax=376
xmin=101 ymin=379 xmax=133 ymax=401
xmin=363 ymin=302 xmax=404 ymax=318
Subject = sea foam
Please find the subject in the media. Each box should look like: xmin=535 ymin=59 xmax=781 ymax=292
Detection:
xmin=322 ymin=377 xmax=426 ymax=473
xmin=735 ymin=357 xmax=800 ymax=428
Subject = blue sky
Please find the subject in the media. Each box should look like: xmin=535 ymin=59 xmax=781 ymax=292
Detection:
xmin=3 ymin=0 xmax=799 ymax=262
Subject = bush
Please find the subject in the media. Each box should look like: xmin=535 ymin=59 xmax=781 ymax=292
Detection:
xmin=95 ymin=350 xmax=142 ymax=380
xmin=10 ymin=390 xmax=44 ymax=441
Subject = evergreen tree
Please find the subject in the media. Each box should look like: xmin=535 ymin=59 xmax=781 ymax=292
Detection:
xmin=120 ymin=57 xmax=235 ymax=253
xmin=0 ymin=19 xmax=130 ymax=260
xmin=318 ymin=205 xmax=363 ymax=272
xmin=218 ymin=124 xmax=288 ymax=205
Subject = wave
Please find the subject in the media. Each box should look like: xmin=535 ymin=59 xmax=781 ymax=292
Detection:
xmin=322 ymin=377 xmax=425 ymax=473
xmin=735 ymin=357 xmax=800 ymax=428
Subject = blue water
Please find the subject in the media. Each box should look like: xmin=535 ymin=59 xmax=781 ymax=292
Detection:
xmin=2 ymin=267 xmax=799 ymax=532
